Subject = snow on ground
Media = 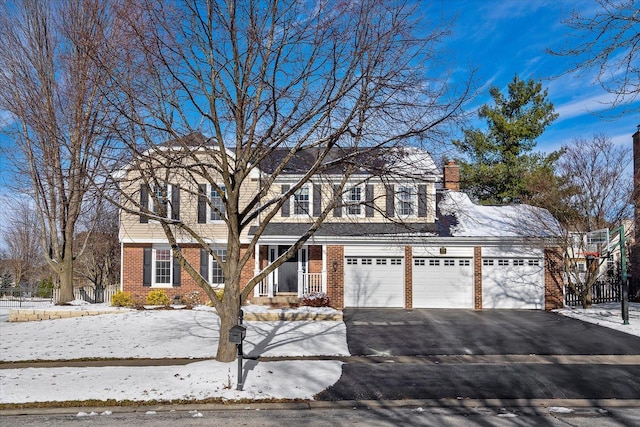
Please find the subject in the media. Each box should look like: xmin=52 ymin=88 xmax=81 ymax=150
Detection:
xmin=0 ymin=304 xmax=347 ymax=404
xmin=554 ymin=302 xmax=640 ymax=337
xmin=0 ymin=304 xmax=348 ymax=361
xmin=1 ymin=302 xmax=639 ymax=405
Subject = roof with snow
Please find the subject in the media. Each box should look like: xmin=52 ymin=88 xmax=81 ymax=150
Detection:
xmin=438 ymin=192 xmax=562 ymax=238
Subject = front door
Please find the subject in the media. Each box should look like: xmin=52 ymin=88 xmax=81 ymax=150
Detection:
xmin=277 ymin=246 xmax=298 ymax=293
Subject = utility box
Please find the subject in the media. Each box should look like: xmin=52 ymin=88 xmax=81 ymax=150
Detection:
xmin=229 ymin=325 xmax=246 ymax=344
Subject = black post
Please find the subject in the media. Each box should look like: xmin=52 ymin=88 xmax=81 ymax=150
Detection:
xmin=622 ymin=279 xmax=630 ymax=325
xmin=237 ymin=307 xmax=244 ymax=391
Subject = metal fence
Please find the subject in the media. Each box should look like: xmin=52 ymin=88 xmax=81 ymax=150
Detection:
xmin=565 ymin=278 xmax=640 ymax=306
xmin=0 ymin=287 xmax=53 ymax=308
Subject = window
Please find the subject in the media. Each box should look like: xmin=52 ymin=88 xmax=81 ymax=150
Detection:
xmin=376 ymin=258 xmax=387 ymax=265
xmin=346 ymin=258 xmax=357 ymax=265
xmin=361 ymin=258 xmax=372 ymax=265
xmin=444 ymin=259 xmax=455 ymax=266
xmin=345 ymin=187 xmax=362 ymax=216
xmin=498 ymin=259 xmax=509 ymax=266
xmin=210 ymin=186 xmax=226 ymax=221
xmin=414 ymin=259 xmax=425 ymax=266
xmin=210 ymin=248 xmax=226 ymax=286
xmin=390 ymin=258 xmax=402 ymax=265
xmin=577 ymin=262 xmax=586 ymax=273
xmin=483 ymin=259 xmax=494 ymax=266
xmin=151 ymin=185 xmax=167 ymax=216
xmin=528 ymin=259 xmax=540 ymax=266
xmin=396 ymin=186 xmax=415 ymax=216
xmin=459 ymin=259 xmax=470 ymax=266
xmin=154 ymin=248 xmax=172 ymax=285
xmin=294 ymin=187 xmax=310 ymax=215
xmin=429 ymin=259 xmax=440 ymax=266
xmin=513 ymin=259 xmax=524 ymax=266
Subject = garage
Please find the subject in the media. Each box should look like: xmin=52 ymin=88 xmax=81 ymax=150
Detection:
xmin=482 ymin=250 xmax=545 ymax=309
xmin=412 ymin=257 xmax=474 ymax=308
xmin=343 ymin=246 xmax=404 ymax=307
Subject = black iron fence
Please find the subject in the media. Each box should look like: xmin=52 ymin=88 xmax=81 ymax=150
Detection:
xmin=565 ymin=277 xmax=640 ymax=306
xmin=0 ymin=286 xmax=53 ymax=308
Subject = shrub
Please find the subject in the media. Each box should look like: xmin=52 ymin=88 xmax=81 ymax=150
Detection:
xmin=145 ymin=289 xmax=170 ymax=306
xmin=214 ymin=288 xmax=224 ymax=301
xmin=300 ymin=292 xmax=330 ymax=307
xmin=180 ymin=290 xmax=203 ymax=308
xmin=111 ymin=291 xmax=135 ymax=307
xmin=36 ymin=279 xmax=54 ymax=298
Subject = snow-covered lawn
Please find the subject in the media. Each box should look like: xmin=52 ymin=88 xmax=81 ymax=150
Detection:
xmin=0 ymin=304 xmax=347 ymax=404
xmin=0 ymin=302 xmax=638 ymax=405
xmin=554 ymin=302 xmax=640 ymax=337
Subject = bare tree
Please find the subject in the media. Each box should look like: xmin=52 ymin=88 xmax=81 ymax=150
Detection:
xmin=550 ymin=0 xmax=640 ymax=109
xmin=74 ymin=202 xmax=120 ymax=300
xmin=0 ymin=196 xmax=43 ymax=291
xmin=100 ymin=0 xmax=471 ymax=362
xmin=0 ymin=0 xmax=118 ymax=302
xmin=530 ymin=134 xmax=632 ymax=307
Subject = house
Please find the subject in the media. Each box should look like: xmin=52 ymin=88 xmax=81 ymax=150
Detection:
xmin=119 ymin=136 xmax=564 ymax=310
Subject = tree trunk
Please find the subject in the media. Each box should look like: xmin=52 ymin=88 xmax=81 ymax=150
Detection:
xmin=58 ymin=250 xmax=75 ymax=304
xmin=215 ymin=276 xmax=242 ymax=362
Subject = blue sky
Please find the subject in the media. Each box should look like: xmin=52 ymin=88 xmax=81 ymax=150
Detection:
xmin=1 ymin=0 xmax=637 ymax=189
xmin=436 ymin=0 xmax=638 ymax=155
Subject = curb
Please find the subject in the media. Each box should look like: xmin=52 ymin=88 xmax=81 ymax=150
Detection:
xmin=3 ymin=398 xmax=640 ymax=416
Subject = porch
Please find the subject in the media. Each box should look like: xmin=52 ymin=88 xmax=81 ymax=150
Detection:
xmin=253 ymin=244 xmax=327 ymax=301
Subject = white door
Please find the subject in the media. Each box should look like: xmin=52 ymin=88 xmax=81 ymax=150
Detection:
xmin=343 ymin=247 xmax=404 ymax=308
xmin=412 ymin=258 xmax=474 ymax=308
xmin=482 ymin=258 xmax=544 ymax=309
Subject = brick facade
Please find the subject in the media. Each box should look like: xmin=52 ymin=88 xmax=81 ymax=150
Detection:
xmin=325 ymin=245 xmax=344 ymax=309
xmin=309 ymin=245 xmax=323 ymax=274
xmin=404 ymin=246 xmax=413 ymax=309
xmin=473 ymin=246 xmax=483 ymax=309
xmin=544 ymin=247 xmax=564 ymax=310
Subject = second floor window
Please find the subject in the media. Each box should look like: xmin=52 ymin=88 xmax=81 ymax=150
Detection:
xmin=210 ymin=186 xmax=226 ymax=221
xmin=396 ymin=186 xmax=415 ymax=216
xmin=294 ymin=187 xmax=310 ymax=215
xmin=345 ymin=187 xmax=362 ymax=216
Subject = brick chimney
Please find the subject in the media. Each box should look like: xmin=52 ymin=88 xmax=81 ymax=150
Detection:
xmin=443 ymin=160 xmax=460 ymax=192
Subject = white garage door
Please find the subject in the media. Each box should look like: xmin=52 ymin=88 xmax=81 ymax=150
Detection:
xmin=344 ymin=250 xmax=404 ymax=308
xmin=482 ymin=258 xmax=544 ymax=309
xmin=412 ymin=258 xmax=474 ymax=308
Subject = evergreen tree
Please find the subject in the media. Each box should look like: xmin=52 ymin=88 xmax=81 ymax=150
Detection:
xmin=454 ymin=75 xmax=559 ymax=204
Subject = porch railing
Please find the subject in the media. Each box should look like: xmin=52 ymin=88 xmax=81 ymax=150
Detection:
xmin=255 ymin=272 xmax=324 ymax=297
xmin=302 ymin=273 xmax=323 ymax=294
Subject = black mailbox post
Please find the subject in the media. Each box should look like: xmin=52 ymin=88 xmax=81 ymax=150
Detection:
xmin=229 ymin=315 xmax=247 ymax=390
xmin=229 ymin=325 xmax=246 ymax=344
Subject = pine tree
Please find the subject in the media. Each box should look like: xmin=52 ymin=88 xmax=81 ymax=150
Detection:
xmin=454 ymin=75 xmax=559 ymax=205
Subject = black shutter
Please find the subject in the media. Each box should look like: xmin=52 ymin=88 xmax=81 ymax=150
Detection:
xmin=418 ymin=184 xmax=427 ymax=217
xmin=333 ymin=185 xmax=342 ymax=217
xmin=365 ymin=184 xmax=374 ymax=217
xmin=386 ymin=185 xmax=395 ymax=217
xmin=312 ymin=184 xmax=321 ymax=217
xmin=281 ymin=185 xmax=290 ymax=217
xmin=171 ymin=186 xmax=180 ymax=220
xmin=197 ymin=184 xmax=207 ymax=223
xmin=172 ymin=253 xmax=181 ymax=287
xmin=140 ymin=185 xmax=149 ymax=223
xmin=200 ymin=248 xmax=209 ymax=282
xmin=143 ymin=247 xmax=152 ymax=286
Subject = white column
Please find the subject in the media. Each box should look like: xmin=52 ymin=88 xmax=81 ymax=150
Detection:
xmin=297 ymin=248 xmax=304 ymax=298
xmin=268 ymin=246 xmax=274 ymax=298
xmin=322 ymin=245 xmax=327 ymax=294
xmin=254 ymin=243 xmax=261 ymax=296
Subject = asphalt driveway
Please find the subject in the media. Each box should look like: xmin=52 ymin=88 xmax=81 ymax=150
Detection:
xmin=316 ymin=309 xmax=640 ymax=401
xmin=343 ymin=308 xmax=640 ymax=356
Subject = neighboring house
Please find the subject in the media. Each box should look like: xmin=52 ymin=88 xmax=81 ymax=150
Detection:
xmin=119 ymin=137 xmax=564 ymax=310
